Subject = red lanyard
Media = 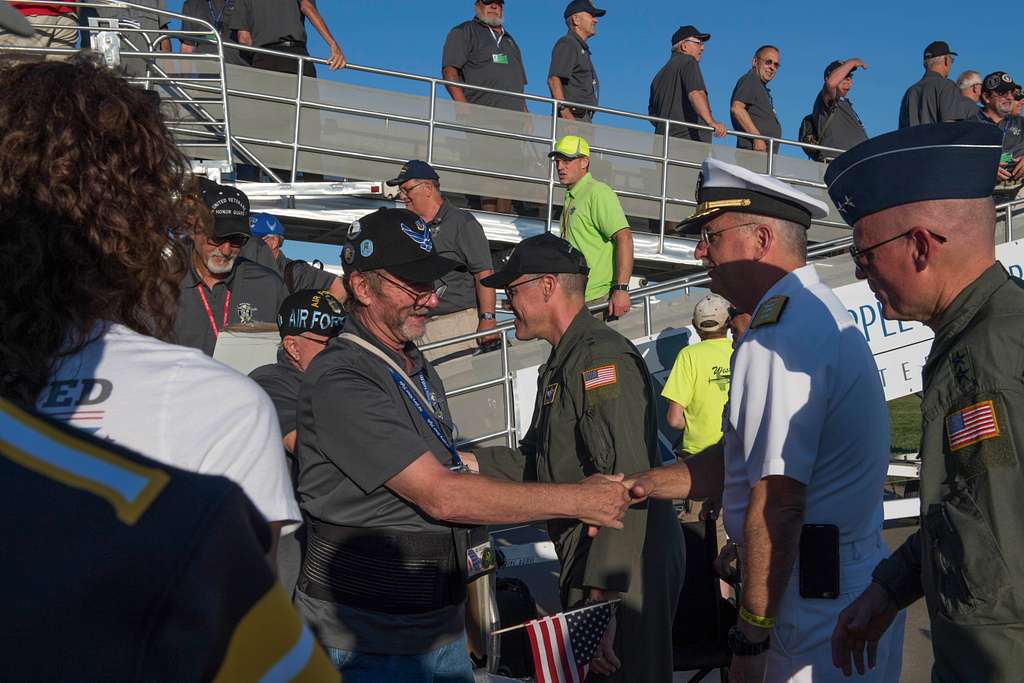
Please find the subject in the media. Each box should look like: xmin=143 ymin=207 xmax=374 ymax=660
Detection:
xmin=196 ymin=286 xmax=231 ymax=337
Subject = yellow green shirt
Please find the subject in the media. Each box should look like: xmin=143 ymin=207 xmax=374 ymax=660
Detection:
xmin=560 ymin=172 xmax=629 ymax=302
xmin=661 ymin=337 xmax=733 ymax=455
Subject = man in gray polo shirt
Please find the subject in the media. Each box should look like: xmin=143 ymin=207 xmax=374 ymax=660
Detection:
xmin=179 ymin=0 xmax=245 ymax=66
xmin=547 ymin=0 xmax=605 ymax=123
xmin=648 ymin=24 xmax=727 ymax=143
xmin=442 ymin=0 xmax=527 ymax=113
xmin=730 ymin=45 xmax=782 ymax=152
xmin=809 ymin=59 xmax=869 ymax=161
xmin=293 ymin=207 xmax=632 ymax=678
xmin=387 ymin=160 xmax=499 ymax=363
xmin=174 ymin=181 xmax=287 ymax=356
xmin=231 ymin=0 xmax=344 ymax=76
xmin=898 ymin=40 xmax=969 ymax=128
xmin=973 ymin=71 xmax=1024 ymax=200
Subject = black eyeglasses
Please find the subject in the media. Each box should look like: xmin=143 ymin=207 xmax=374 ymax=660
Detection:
xmin=479 ymin=0 xmax=503 ymax=5
xmin=504 ymin=275 xmax=546 ymax=300
xmin=208 ymin=234 xmax=249 ymax=248
xmin=378 ymin=272 xmax=447 ymax=305
xmin=761 ymin=59 xmax=781 ymax=67
xmin=297 ymin=334 xmax=331 ymax=346
xmin=848 ymin=229 xmax=947 ymax=270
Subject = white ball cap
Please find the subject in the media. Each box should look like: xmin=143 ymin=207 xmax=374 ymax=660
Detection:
xmin=693 ymin=294 xmax=731 ymax=330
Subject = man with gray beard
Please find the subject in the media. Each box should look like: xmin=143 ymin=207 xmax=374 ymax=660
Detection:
xmin=174 ymin=181 xmax=287 ymax=356
xmin=442 ymin=0 xmax=527 ymax=113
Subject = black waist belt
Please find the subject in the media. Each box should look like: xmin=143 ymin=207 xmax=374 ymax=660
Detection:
xmin=265 ymin=40 xmax=305 ymax=48
xmin=299 ymin=521 xmax=465 ymax=615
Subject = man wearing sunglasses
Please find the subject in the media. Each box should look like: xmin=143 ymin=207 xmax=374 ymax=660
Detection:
xmin=730 ymin=45 xmax=782 ymax=153
xmin=828 ymin=122 xmax=1024 ymax=682
xmin=898 ymin=40 xmax=969 ymax=128
xmin=628 ymin=157 xmax=906 ymax=682
xmin=971 ymin=71 xmax=1024 ymax=200
xmin=293 ymin=208 xmax=632 ymax=679
xmin=175 ymin=180 xmax=287 ymax=356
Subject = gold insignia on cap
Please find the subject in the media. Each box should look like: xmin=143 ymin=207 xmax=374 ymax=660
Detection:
xmin=750 ymin=295 xmax=789 ymax=329
xmin=697 ymin=198 xmax=753 ymax=212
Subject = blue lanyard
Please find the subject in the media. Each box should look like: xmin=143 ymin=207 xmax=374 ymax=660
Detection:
xmin=388 ymin=368 xmax=464 ymax=470
xmin=206 ymin=0 xmax=231 ymax=27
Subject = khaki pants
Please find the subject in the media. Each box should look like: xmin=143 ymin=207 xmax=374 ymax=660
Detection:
xmin=421 ymin=308 xmax=478 ymax=364
xmin=0 ymin=14 xmax=79 ymax=63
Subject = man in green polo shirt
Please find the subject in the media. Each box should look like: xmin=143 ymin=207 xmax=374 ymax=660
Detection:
xmin=550 ymin=135 xmax=635 ymax=318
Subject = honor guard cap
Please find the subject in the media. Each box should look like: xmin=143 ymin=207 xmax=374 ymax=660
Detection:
xmin=0 ymin=1 xmax=33 ymax=37
xmin=250 ymin=212 xmax=285 ymax=238
xmin=277 ymin=289 xmax=345 ymax=339
xmin=341 ymin=208 xmax=462 ymax=282
xmin=675 ymin=158 xmax=829 ymax=235
xmin=825 ymin=122 xmax=1004 ymax=225
xmin=386 ymin=160 xmax=440 ymax=187
xmin=563 ymin=0 xmax=606 ymax=18
xmin=198 ymin=178 xmax=250 ymax=238
xmin=672 ymin=25 xmax=710 ymax=46
xmin=548 ymin=135 xmax=591 ymax=159
xmin=694 ymin=294 xmax=730 ymax=330
xmin=481 ymin=233 xmax=590 ymax=289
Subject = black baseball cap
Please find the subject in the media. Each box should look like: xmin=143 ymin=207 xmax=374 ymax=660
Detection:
xmin=386 ymin=160 xmax=440 ymax=187
xmin=341 ymin=208 xmax=461 ymax=282
xmin=277 ymin=289 xmax=345 ymax=339
xmin=923 ymin=41 xmax=956 ymax=60
xmin=198 ymin=178 xmax=250 ymax=237
xmin=563 ymin=0 xmax=606 ymax=19
xmin=671 ymin=25 xmax=710 ymax=46
xmin=824 ymin=60 xmax=857 ymax=79
xmin=481 ymin=233 xmax=589 ymax=289
xmin=982 ymin=71 xmax=1018 ymax=94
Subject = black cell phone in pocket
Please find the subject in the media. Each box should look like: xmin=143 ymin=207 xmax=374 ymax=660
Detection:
xmin=799 ymin=524 xmax=840 ymax=599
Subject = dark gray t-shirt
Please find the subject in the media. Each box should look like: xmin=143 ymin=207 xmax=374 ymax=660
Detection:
xmin=648 ymin=52 xmax=710 ymax=143
xmin=179 ymin=0 xmax=245 ymax=65
xmin=811 ymin=91 xmax=868 ymax=154
xmin=548 ymin=31 xmax=598 ymax=108
xmin=730 ymin=68 xmax=781 ymax=149
xmin=898 ymin=71 xmax=968 ymax=128
xmin=250 ymin=353 xmax=303 ymax=436
xmin=973 ymin=110 xmax=1024 ymax=157
xmin=229 ymin=0 xmax=310 ymax=48
xmin=442 ymin=18 xmax=527 ymax=111
xmin=428 ymin=201 xmax=493 ymax=316
xmin=174 ymin=256 xmax=287 ymax=356
xmin=293 ymin=315 xmax=464 ymax=653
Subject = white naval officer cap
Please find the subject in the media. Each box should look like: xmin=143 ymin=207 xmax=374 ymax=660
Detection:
xmin=676 ymin=158 xmax=830 ymax=235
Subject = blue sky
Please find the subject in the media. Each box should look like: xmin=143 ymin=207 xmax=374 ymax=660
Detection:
xmin=168 ymin=1 xmax=1020 ymax=262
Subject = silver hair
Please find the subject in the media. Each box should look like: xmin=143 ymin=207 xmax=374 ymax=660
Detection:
xmin=924 ymin=55 xmax=947 ymax=69
xmin=773 ymin=218 xmax=808 ymax=261
xmin=957 ymin=70 xmax=981 ymax=90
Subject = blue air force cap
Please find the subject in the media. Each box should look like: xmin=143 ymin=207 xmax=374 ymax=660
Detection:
xmin=385 ymin=160 xmax=440 ymax=187
xmin=824 ymin=122 xmax=1004 ymax=225
xmin=250 ymin=212 xmax=285 ymax=238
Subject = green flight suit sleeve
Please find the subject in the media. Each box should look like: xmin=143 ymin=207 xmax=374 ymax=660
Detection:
xmin=574 ymin=355 xmax=651 ymax=593
xmin=472 ymin=425 xmax=538 ymax=483
xmin=872 ymin=530 xmax=924 ymax=609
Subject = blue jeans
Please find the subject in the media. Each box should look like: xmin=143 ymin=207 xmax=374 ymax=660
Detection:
xmin=325 ymin=633 xmax=475 ymax=683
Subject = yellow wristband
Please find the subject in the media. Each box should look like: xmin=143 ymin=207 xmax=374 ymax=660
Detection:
xmin=738 ymin=606 xmax=775 ymax=629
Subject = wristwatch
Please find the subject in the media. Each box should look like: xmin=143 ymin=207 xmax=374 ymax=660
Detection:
xmin=479 ymin=312 xmax=496 ymax=321
xmin=610 ymin=284 xmax=629 ymax=292
xmin=727 ymin=625 xmax=770 ymax=656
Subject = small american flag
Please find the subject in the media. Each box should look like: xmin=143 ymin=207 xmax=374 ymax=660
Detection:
xmin=526 ymin=601 xmax=614 ymax=683
xmin=582 ymin=365 xmax=617 ymax=391
xmin=946 ymin=400 xmax=1000 ymax=451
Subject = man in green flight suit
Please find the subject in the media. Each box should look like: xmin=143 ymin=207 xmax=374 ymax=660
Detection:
xmin=826 ymin=121 xmax=1024 ymax=681
xmin=462 ymin=233 xmax=684 ymax=682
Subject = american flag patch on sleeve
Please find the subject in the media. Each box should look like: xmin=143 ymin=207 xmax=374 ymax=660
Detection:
xmin=582 ymin=365 xmax=617 ymax=391
xmin=946 ymin=400 xmax=1000 ymax=451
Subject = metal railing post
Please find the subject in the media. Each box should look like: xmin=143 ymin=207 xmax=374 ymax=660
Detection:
xmin=658 ymin=118 xmax=671 ymax=254
xmin=767 ymin=138 xmax=775 ymax=176
xmin=1008 ymin=205 xmax=1015 ymax=242
xmin=501 ymin=333 xmax=515 ymax=448
xmin=289 ymin=57 xmax=306 ymax=184
xmin=427 ymin=82 xmax=437 ymax=165
xmin=643 ymin=295 xmax=653 ymax=338
xmin=545 ymin=100 xmax=559 ymax=234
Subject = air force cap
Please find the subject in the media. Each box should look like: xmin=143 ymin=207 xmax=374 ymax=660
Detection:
xmin=825 ymin=122 xmax=1004 ymax=225
xmin=675 ymin=158 xmax=829 ymax=234
xmin=277 ymin=289 xmax=344 ymax=339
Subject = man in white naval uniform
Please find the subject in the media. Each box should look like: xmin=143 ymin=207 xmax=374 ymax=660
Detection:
xmin=627 ymin=158 xmax=905 ymax=682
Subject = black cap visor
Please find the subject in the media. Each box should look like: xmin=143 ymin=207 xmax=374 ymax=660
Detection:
xmin=383 ymin=253 xmax=463 ymax=283
xmin=480 ymin=268 xmax=526 ymax=289
xmin=213 ymin=215 xmax=251 ymax=238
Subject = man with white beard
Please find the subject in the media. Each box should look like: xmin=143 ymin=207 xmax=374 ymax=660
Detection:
xmin=174 ymin=181 xmax=287 ymax=356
